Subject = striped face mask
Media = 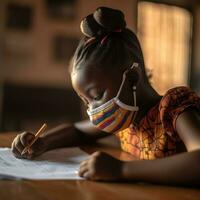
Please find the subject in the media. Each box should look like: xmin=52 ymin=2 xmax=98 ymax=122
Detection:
xmin=87 ymin=63 xmax=139 ymax=134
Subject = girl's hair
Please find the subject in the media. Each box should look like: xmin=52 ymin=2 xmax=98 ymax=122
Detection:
xmin=72 ymin=7 xmax=148 ymax=81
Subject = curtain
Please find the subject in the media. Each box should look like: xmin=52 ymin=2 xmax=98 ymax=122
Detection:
xmin=138 ymin=2 xmax=192 ymax=94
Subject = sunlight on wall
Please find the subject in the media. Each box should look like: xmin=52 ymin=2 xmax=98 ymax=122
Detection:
xmin=138 ymin=2 xmax=192 ymax=94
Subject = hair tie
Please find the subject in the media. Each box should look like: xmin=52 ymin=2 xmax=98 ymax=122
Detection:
xmin=84 ymin=37 xmax=96 ymax=46
xmin=114 ymin=29 xmax=122 ymax=32
xmin=100 ymin=35 xmax=109 ymax=45
xmin=100 ymin=29 xmax=122 ymax=45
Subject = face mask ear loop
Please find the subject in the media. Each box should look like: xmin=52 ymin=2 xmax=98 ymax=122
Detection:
xmin=116 ymin=62 xmax=139 ymax=99
xmin=131 ymin=62 xmax=139 ymax=107
xmin=131 ymin=85 xmax=138 ymax=126
xmin=115 ymin=70 xmax=127 ymax=99
xmin=131 ymin=62 xmax=139 ymax=69
xmin=132 ymin=86 xmax=137 ymax=107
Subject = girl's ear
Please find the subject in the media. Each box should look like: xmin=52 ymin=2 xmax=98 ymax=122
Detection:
xmin=125 ymin=67 xmax=140 ymax=88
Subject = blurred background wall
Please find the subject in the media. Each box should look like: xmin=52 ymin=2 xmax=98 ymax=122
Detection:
xmin=0 ymin=0 xmax=199 ymax=132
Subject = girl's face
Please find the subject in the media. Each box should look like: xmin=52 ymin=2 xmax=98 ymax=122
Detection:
xmin=71 ymin=62 xmax=133 ymax=110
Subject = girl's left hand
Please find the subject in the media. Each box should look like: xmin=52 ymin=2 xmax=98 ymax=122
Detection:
xmin=78 ymin=151 xmax=124 ymax=181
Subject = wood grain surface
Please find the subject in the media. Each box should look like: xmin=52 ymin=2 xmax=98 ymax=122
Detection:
xmin=0 ymin=132 xmax=199 ymax=200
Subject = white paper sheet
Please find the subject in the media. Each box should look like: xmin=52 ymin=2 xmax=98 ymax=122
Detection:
xmin=0 ymin=147 xmax=88 ymax=180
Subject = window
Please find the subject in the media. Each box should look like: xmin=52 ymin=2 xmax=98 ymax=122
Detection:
xmin=138 ymin=1 xmax=192 ymax=94
xmin=6 ymin=4 xmax=33 ymax=30
xmin=46 ymin=0 xmax=76 ymax=20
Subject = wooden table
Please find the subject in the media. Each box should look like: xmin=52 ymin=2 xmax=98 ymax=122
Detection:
xmin=0 ymin=133 xmax=200 ymax=200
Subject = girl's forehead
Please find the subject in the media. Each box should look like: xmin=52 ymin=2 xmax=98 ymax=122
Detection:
xmin=71 ymin=64 xmax=122 ymax=93
xmin=71 ymin=65 xmax=106 ymax=91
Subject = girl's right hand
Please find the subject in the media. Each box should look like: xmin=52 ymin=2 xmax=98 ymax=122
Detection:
xmin=11 ymin=132 xmax=47 ymax=159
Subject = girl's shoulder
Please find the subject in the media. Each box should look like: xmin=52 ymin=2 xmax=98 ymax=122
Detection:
xmin=159 ymin=86 xmax=200 ymax=112
xmin=158 ymin=86 xmax=200 ymax=137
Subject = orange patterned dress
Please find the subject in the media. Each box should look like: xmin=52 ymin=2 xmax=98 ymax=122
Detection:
xmin=116 ymin=86 xmax=200 ymax=160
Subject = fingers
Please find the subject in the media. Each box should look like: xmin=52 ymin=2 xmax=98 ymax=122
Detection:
xmin=20 ymin=132 xmax=35 ymax=146
xmin=79 ymin=165 xmax=89 ymax=177
xmin=11 ymin=135 xmax=23 ymax=157
xmin=15 ymin=136 xmax=25 ymax=153
xmin=20 ymin=132 xmax=35 ymax=158
xmin=79 ymin=160 xmax=88 ymax=168
xmin=79 ymin=159 xmax=88 ymax=175
xmin=11 ymin=132 xmax=35 ymax=159
xmin=11 ymin=141 xmax=21 ymax=158
xmin=82 ymin=171 xmax=94 ymax=180
xmin=78 ymin=152 xmax=102 ymax=180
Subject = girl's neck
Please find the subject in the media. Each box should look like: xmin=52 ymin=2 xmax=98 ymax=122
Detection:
xmin=135 ymin=82 xmax=162 ymax=124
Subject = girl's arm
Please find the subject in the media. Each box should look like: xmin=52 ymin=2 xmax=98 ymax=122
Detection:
xmin=11 ymin=119 xmax=108 ymax=159
xmin=78 ymin=109 xmax=200 ymax=186
xmin=122 ymin=149 xmax=200 ymax=186
xmin=122 ymin=109 xmax=200 ymax=186
xmin=44 ymin=120 xmax=108 ymax=150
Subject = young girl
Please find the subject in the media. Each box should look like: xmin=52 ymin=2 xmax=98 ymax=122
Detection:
xmin=12 ymin=7 xmax=200 ymax=186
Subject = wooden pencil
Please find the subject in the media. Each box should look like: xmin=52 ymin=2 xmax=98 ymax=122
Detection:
xmin=21 ymin=123 xmax=47 ymax=155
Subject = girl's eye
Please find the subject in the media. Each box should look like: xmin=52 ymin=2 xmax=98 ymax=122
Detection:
xmin=93 ymin=93 xmax=104 ymax=101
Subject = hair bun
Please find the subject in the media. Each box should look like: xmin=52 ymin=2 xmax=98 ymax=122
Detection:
xmin=94 ymin=7 xmax=126 ymax=32
xmin=80 ymin=7 xmax=126 ymax=38
xmin=80 ymin=14 xmax=105 ymax=37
